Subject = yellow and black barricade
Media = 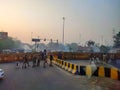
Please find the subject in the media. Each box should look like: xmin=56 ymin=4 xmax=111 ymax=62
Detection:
xmin=71 ymin=64 xmax=78 ymax=74
xmin=62 ymin=61 xmax=65 ymax=69
xmin=79 ymin=66 xmax=86 ymax=75
xmin=104 ymin=67 xmax=110 ymax=78
xmin=93 ymin=67 xmax=99 ymax=76
xmin=110 ymin=68 xmax=119 ymax=80
xmin=65 ymin=62 xmax=68 ymax=71
xmin=98 ymin=66 xmax=105 ymax=77
xmin=68 ymin=63 xmax=72 ymax=72
xmin=118 ymin=71 xmax=120 ymax=81
xmin=86 ymin=65 xmax=92 ymax=76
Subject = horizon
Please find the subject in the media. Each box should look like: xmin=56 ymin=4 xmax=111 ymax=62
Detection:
xmin=0 ymin=0 xmax=120 ymax=45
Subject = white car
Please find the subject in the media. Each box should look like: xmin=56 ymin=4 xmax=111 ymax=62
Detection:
xmin=0 ymin=69 xmax=4 ymax=79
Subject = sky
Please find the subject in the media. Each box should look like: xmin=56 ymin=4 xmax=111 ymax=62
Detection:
xmin=0 ymin=0 xmax=120 ymax=45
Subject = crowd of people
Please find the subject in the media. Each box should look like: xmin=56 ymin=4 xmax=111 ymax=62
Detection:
xmin=16 ymin=49 xmax=54 ymax=69
xmin=89 ymin=53 xmax=114 ymax=64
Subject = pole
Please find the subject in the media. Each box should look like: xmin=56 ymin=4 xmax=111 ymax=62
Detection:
xmin=62 ymin=17 xmax=65 ymax=45
xmin=31 ymin=32 xmax=33 ymax=45
xmin=37 ymin=36 xmax=40 ymax=52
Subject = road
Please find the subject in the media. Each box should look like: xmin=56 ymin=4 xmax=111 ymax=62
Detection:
xmin=0 ymin=62 xmax=120 ymax=90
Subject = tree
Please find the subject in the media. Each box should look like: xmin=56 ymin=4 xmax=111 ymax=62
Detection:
xmin=0 ymin=37 xmax=14 ymax=50
xmin=113 ymin=31 xmax=120 ymax=48
xmin=100 ymin=45 xmax=110 ymax=53
xmin=0 ymin=37 xmax=23 ymax=51
xmin=86 ymin=40 xmax=95 ymax=47
xmin=47 ymin=42 xmax=61 ymax=51
xmin=66 ymin=43 xmax=78 ymax=52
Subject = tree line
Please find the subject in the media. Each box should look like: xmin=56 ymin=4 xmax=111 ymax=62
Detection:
xmin=0 ymin=31 xmax=120 ymax=53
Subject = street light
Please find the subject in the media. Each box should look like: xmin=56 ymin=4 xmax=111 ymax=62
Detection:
xmin=62 ymin=17 xmax=65 ymax=45
xmin=31 ymin=32 xmax=33 ymax=45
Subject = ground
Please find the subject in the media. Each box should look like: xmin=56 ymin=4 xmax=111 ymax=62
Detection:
xmin=0 ymin=61 xmax=120 ymax=90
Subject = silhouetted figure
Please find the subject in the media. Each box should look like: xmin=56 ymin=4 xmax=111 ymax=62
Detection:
xmin=16 ymin=61 xmax=20 ymax=69
xmin=89 ymin=54 xmax=97 ymax=64
xmin=49 ymin=54 xmax=53 ymax=66
xmin=32 ymin=55 xmax=37 ymax=67
xmin=37 ymin=53 xmax=41 ymax=67
xmin=41 ymin=52 xmax=44 ymax=60
xmin=22 ymin=55 xmax=29 ymax=69
xmin=102 ymin=53 xmax=107 ymax=64
xmin=58 ymin=52 xmax=62 ymax=59
xmin=43 ymin=49 xmax=48 ymax=68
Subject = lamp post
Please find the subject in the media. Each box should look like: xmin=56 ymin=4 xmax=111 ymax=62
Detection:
xmin=31 ymin=32 xmax=33 ymax=45
xmin=62 ymin=17 xmax=65 ymax=45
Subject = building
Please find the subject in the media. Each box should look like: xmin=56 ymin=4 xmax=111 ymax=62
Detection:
xmin=77 ymin=46 xmax=91 ymax=52
xmin=109 ymin=48 xmax=120 ymax=53
xmin=0 ymin=32 xmax=8 ymax=39
xmin=77 ymin=45 xmax=100 ymax=53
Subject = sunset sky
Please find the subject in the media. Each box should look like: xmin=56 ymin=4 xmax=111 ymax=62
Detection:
xmin=0 ymin=0 xmax=120 ymax=45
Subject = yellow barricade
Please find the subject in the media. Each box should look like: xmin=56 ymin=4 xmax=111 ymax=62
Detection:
xmin=62 ymin=61 xmax=65 ymax=69
xmin=72 ymin=64 xmax=78 ymax=74
xmin=98 ymin=66 xmax=105 ymax=77
xmin=65 ymin=62 xmax=68 ymax=71
xmin=68 ymin=63 xmax=72 ymax=72
xmin=86 ymin=65 xmax=92 ymax=76
xmin=111 ymin=68 xmax=118 ymax=80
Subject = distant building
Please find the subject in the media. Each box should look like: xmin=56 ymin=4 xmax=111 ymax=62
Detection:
xmin=77 ymin=46 xmax=91 ymax=52
xmin=91 ymin=45 xmax=100 ymax=52
xmin=77 ymin=45 xmax=100 ymax=53
xmin=0 ymin=32 xmax=8 ymax=39
xmin=109 ymin=48 xmax=120 ymax=53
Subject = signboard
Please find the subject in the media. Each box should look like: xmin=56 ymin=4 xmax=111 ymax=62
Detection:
xmin=32 ymin=38 xmax=40 ymax=42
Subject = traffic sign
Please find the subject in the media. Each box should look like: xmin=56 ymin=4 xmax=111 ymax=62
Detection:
xmin=32 ymin=38 xmax=40 ymax=42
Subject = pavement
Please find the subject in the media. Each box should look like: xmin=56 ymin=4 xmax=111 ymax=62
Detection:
xmin=0 ymin=61 xmax=120 ymax=90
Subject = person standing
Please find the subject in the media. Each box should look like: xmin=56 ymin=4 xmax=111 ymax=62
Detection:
xmin=37 ymin=53 xmax=41 ymax=67
xmin=32 ymin=55 xmax=37 ymax=67
xmin=22 ymin=54 xmax=29 ymax=69
xmin=41 ymin=51 xmax=44 ymax=60
xmin=49 ymin=54 xmax=53 ymax=66
xmin=58 ymin=52 xmax=62 ymax=59
xmin=43 ymin=49 xmax=48 ymax=68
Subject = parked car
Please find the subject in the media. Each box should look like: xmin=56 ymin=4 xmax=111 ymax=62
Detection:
xmin=0 ymin=69 xmax=4 ymax=79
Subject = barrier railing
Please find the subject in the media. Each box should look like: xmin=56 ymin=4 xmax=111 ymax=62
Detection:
xmin=0 ymin=53 xmax=39 ymax=63
xmin=50 ymin=52 xmax=120 ymax=60
xmin=0 ymin=52 xmax=120 ymax=62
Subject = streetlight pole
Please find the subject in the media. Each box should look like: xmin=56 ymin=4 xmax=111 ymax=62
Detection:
xmin=62 ymin=17 xmax=65 ymax=45
xmin=31 ymin=32 xmax=33 ymax=45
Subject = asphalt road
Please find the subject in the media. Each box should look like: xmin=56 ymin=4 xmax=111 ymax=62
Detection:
xmin=0 ymin=61 xmax=120 ymax=90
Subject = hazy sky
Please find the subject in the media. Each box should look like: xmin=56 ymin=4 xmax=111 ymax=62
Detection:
xmin=0 ymin=0 xmax=120 ymax=45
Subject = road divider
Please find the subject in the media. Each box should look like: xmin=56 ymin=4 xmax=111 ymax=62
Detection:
xmin=53 ymin=59 xmax=120 ymax=81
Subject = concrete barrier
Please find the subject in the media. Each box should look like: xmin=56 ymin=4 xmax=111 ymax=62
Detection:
xmin=54 ymin=59 xmax=79 ymax=74
xmin=104 ymin=67 xmax=110 ymax=77
xmin=118 ymin=71 xmax=120 ymax=80
xmin=65 ymin=62 xmax=69 ymax=70
xmin=68 ymin=63 xmax=72 ymax=72
xmin=111 ymin=68 xmax=118 ymax=80
xmin=59 ymin=60 xmax=62 ymax=67
xmin=79 ymin=66 xmax=86 ymax=75
xmin=71 ymin=64 xmax=78 ymax=74
xmin=98 ymin=66 xmax=105 ymax=77
xmin=86 ymin=65 xmax=92 ymax=76
xmin=53 ymin=59 xmax=120 ymax=81
xmin=62 ymin=61 xmax=65 ymax=69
